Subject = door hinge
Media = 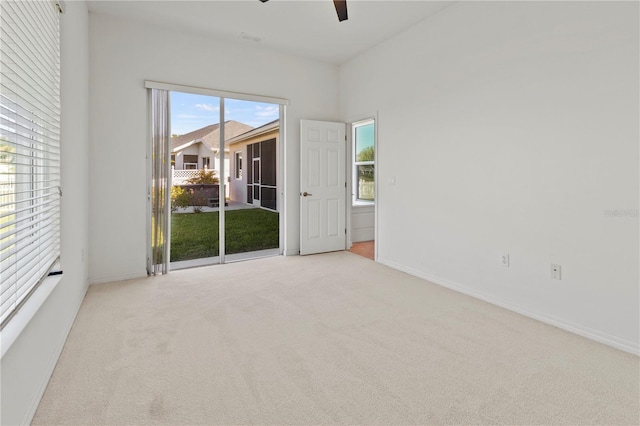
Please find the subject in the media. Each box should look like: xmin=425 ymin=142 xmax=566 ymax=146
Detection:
xmin=345 ymin=228 xmax=347 ymax=235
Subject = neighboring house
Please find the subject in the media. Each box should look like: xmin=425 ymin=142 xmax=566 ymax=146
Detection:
xmin=227 ymin=119 xmax=279 ymax=211
xmin=171 ymin=120 xmax=254 ymax=186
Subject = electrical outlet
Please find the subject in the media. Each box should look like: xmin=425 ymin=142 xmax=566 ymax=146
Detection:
xmin=500 ymin=253 xmax=509 ymax=267
xmin=551 ymin=264 xmax=561 ymax=280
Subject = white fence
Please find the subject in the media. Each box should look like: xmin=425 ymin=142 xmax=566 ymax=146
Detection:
xmin=171 ymin=168 xmax=201 ymax=186
xmin=172 ymin=167 xmax=230 ymax=198
xmin=358 ymin=180 xmax=375 ymax=201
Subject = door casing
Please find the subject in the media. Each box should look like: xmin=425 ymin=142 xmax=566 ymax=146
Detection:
xmin=299 ymin=119 xmax=347 ymax=255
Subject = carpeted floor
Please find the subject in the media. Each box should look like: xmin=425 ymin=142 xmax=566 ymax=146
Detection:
xmin=33 ymin=251 xmax=639 ymax=425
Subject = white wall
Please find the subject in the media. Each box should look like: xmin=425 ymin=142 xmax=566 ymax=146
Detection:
xmin=88 ymin=14 xmax=339 ymax=282
xmin=0 ymin=2 xmax=91 ymax=424
xmin=339 ymin=1 xmax=639 ymax=353
xmin=351 ymin=205 xmax=375 ymax=243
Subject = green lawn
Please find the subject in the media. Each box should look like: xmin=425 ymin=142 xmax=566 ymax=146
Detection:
xmin=170 ymin=208 xmax=279 ymax=262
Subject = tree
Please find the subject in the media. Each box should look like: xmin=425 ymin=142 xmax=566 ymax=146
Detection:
xmin=357 ymin=146 xmax=374 ymax=162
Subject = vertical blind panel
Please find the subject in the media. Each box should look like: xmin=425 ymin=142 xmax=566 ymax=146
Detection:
xmin=0 ymin=0 xmax=61 ymax=328
xmin=149 ymin=89 xmax=170 ymax=275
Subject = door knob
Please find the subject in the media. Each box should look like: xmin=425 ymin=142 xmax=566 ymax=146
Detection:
xmin=302 ymin=192 xmax=312 ymax=197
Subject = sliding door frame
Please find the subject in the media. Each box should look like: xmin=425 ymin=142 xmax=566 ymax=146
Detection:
xmin=145 ymin=81 xmax=289 ymax=269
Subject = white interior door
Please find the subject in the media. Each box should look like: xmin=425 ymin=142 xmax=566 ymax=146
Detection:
xmin=300 ymin=120 xmax=346 ymax=255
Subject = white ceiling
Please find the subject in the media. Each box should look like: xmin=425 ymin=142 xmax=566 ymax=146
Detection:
xmin=87 ymin=0 xmax=454 ymax=65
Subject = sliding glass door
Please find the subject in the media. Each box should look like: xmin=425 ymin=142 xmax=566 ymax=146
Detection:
xmin=167 ymin=91 xmax=221 ymax=269
xmin=147 ymin=83 xmax=286 ymax=273
xmin=224 ymin=98 xmax=280 ymax=262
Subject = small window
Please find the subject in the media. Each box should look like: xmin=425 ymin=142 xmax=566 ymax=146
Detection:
xmin=235 ymin=151 xmax=243 ymax=179
xmin=183 ymin=154 xmax=197 ymax=163
xmin=183 ymin=154 xmax=198 ymax=170
xmin=353 ymin=120 xmax=375 ymax=203
xmin=202 ymin=157 xmax=210 ymax=168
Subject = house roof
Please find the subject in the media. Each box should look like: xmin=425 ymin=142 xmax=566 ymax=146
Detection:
xmin=171 ymin=121 xmax=254 ymax=152
xmin=227 ymin=119 xmax=279 ymax=145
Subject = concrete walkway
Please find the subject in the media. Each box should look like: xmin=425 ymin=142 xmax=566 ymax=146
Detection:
xmin=173 ymin=200 xmax=258 ymax=214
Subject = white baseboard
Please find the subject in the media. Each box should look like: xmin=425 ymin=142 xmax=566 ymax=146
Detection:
xmin=89 ymin=271 xmax=147 ymax=285
xmin=351 ymin=228 xmax=374 ymax=243
xmin=378 ymin=257 xmax=640 ymax=357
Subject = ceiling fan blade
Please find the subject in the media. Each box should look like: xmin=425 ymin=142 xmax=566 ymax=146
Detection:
xmin=260 ymin=0 xmax=347 ymax=22
xmin=333 ymin=0 xmax=348 ymax=22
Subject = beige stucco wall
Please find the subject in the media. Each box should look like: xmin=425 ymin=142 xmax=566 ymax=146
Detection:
xmin=228 ymin=129 xmax=279 ymax=209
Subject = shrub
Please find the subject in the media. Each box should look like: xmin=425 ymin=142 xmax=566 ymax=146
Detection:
xmin=171 ymin=186 xmax=210 ymax=212
xmin=171 ymin=186 xmax=190 ymax=211
xmin=186 ymin=168 xmax=219 ymax=185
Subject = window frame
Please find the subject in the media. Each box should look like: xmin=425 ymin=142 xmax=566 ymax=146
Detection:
xmin=235 ymin=151 xmax=242 ymax=180
xmin=352 ymin=119 xmax=375 ymax=205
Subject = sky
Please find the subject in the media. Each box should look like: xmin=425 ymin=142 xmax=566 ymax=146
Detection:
xmin=170 ymin=91 xmax=280 ymax=135
xmin=355 ymin=122 xmax=374 ymax=155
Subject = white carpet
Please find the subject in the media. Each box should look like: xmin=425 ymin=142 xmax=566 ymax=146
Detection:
xmin=33 ymin=251 xmax=639 ymax=425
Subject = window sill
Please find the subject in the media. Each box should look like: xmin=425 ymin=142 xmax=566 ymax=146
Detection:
xmin=0 ymin=273 xmax=62 ymax=359
xmin=352 ymin=201 xmax=375 ymax=208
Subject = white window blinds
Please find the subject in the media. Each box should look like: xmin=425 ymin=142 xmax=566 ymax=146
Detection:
xmin=0 ymin=0 xmax=62 ymax=328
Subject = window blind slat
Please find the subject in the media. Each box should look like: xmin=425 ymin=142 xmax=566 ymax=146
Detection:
xmin=0 ymin=111 xmax=61 ymax=140
xmin=0 ymin=220 xmax=59 ymax=266
xmin=0 ymin=195 xmax=59 ymax=220
xmin=0 ymin=208 xmax=59 ymax=239
xmin=0 ymin=205 xmax=59 ymax=248
xmin=1 ymin=244 xmax=59 ymax=288
xmin=0 ymin=57 xmax=59 ymax=110
xmin=0 ymin=131 xmax=61 ymax=154
xmin=1 ymin=240 xmax=59 ymax=292
xmin=0 ymin=88 xmax=60 ymax=130
xmin=1 ymin=241 xmax=59 ymax=299
xmin=1 ymin=255 xmax=57 ymax=312
xmin=0 ymin=6 xmax=59 ymax=101
xmin=0 ymin=216 xmax=59 ymax=254
xmin=0 ymin=184 xmax=60 ymax=201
